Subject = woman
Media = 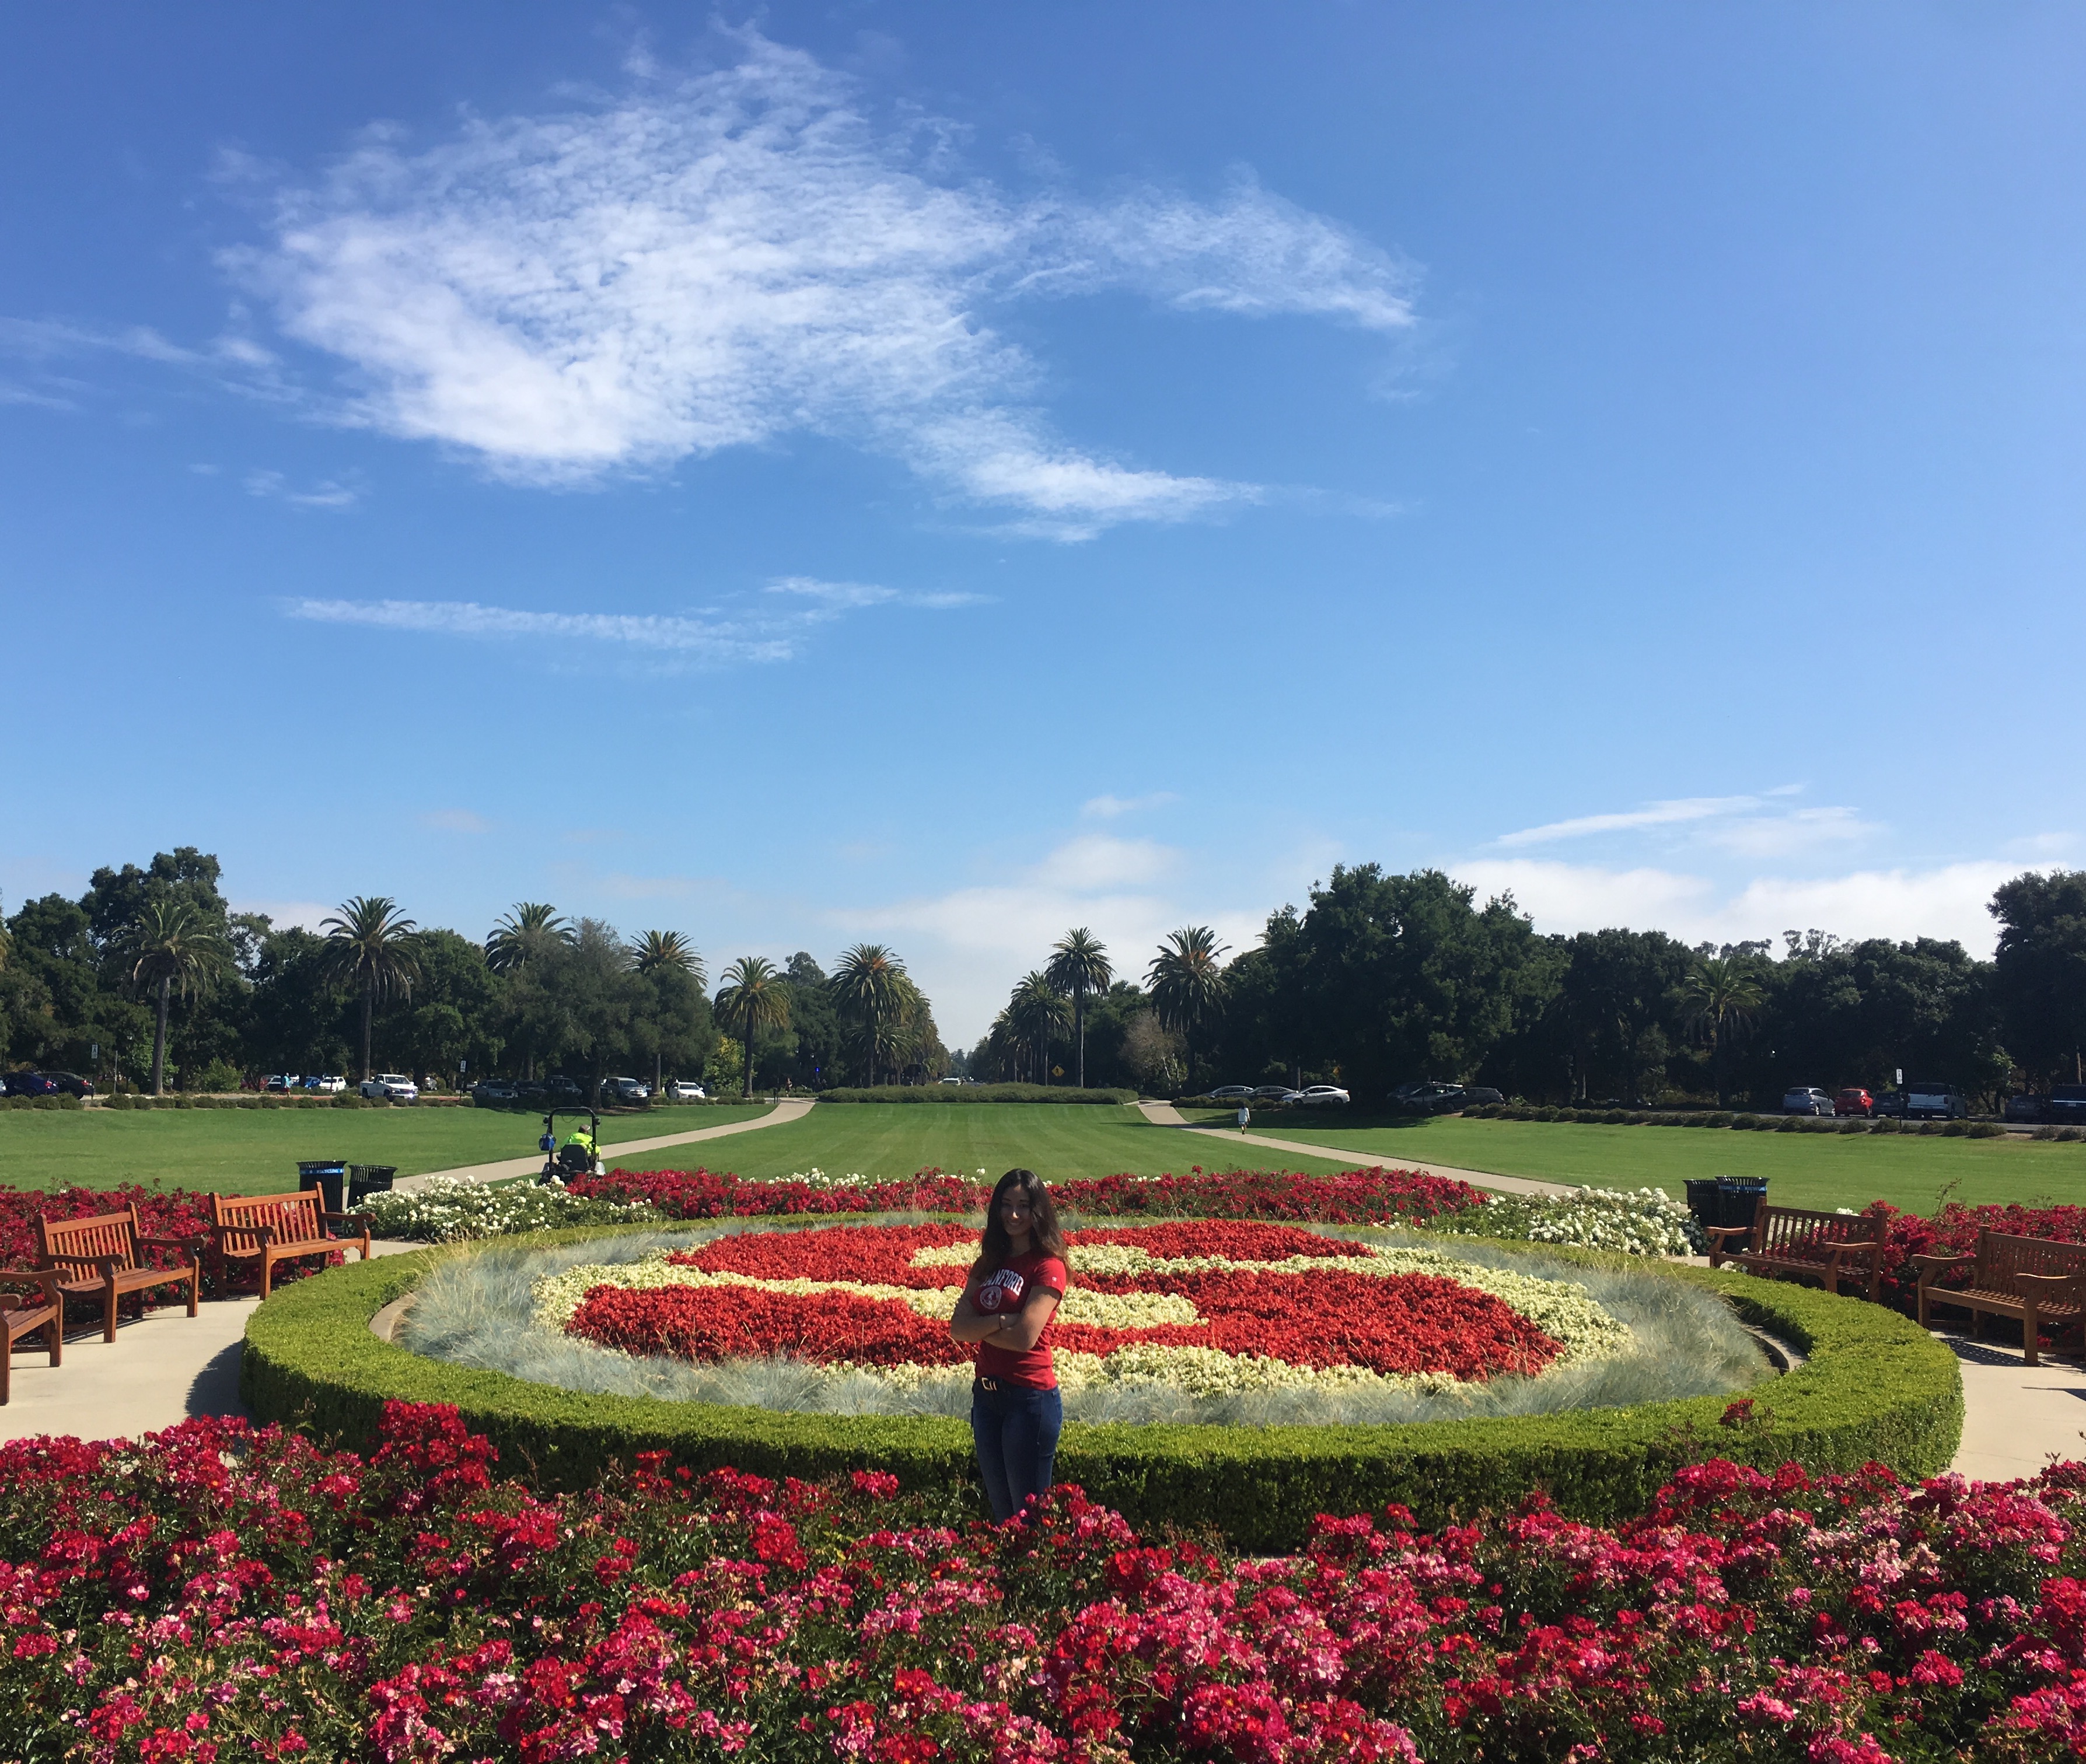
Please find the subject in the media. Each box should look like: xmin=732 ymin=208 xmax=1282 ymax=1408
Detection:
xmin=949 ymin=1168 xmax=1068 ymax=1522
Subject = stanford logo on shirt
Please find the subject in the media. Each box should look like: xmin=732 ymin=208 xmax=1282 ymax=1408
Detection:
xmin=976 ymin=1268 xmax=1026 ymax=1314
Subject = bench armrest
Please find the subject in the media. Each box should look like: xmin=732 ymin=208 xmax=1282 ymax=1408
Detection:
xmin=0 ymin=1269 xmax=65 ymax=1303
xmin=2014 ymin=1272 xmax=2086 ymax=1293
xmin=1910 ymin=1253 xmax=1973 ymax=1275
xmin=1703 ymin=1225 xmax=1753 ymax=1245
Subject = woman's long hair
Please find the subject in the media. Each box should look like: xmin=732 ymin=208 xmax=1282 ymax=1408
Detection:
xmin=976 ymin=1168 xmax=1068 ymax=1273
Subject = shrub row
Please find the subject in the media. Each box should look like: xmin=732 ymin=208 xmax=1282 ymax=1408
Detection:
xmin=814 ymin=1084 xmax=1138 ymax=1104
xmin=0 ymin=1094 xmax=85 ymax=1111
xmin=243 ymin=1222 xmax=1962 ymax=1549
xmin=1464 ymin=1101 xmax=2012 ymax=1137
xmin=97 ymin=1093 xmax=404 ymax=1111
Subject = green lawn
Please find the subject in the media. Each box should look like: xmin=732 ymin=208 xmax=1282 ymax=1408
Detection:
xmin=0 ymin=1104 xmax=771 ymax=1197
xmin=1182 ymin=1110 xmax=2086 ymax=1214
xmin=610 ymin=1102 xmax=1361 ymax=1186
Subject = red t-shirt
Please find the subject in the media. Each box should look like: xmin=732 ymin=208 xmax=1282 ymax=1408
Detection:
xmin=972 ymin=1251 xmax=1068 ymax=1390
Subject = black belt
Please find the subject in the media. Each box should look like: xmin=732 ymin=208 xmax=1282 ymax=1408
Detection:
xmin=974 ymin=1374 xmax=1001 ymax=1392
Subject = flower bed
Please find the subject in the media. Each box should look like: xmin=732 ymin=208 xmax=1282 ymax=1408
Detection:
xmin=1432 ymin=1184 xmax=1706 ymax=1256
xmin=358 ymin=1176 xmax=663 ymax=1243
xmin=569 ymin=1163 xmax=1488 ymax=1226
xmin=0 ymin=1400 xmax=2075 ymax=1762
xmin=541 ymin=1220 xmax=1630 ymax=1402
xmin=243 ymin=1226 xmax=1962 ymax=1543
xmin=1863 ymin=1200 xmax=2086 ymax=1317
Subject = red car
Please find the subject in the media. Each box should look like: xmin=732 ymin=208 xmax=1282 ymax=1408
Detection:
xmin=1835 ymin=1087 xmax=1875 ymax=1118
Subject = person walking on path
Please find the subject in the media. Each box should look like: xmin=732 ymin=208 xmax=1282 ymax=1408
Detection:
xmin=948 ymin=1168 xmax=1067 ymax=1523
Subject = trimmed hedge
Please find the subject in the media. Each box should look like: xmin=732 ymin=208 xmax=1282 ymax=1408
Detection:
xmin=814 ymin=1084 xmax=1138 ymax=1105
xmin=243 ymin=1223 xmax=1962 ymax=1553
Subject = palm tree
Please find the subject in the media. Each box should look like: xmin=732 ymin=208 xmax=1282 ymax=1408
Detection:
xmin=1147 ymin=926 xmax=1229 ymax=1093
xmin=1009 ymin=971 xmax=1072 ymax=1085
xmin=631 ymin=931 xmax=705 ymax=1096
xmin=715 ymin=956 xmax=791 ymax=1098
xmin=322 ymin=897 xmax=421 ymax=1083
xmin=831 ymin=944 xmax=910 ymax=1087
xmin=123 ymin=897 xmax=232 ymax=1096
xmin=485 ymin=903 xmax=574 ymax=975
xmin=1680 ymin=956 xmax=1767 ymax=1107
xmin=1045 ymin=928 xmax=1113 ymax=1088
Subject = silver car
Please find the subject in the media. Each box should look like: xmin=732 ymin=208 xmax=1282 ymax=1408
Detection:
xmin=1781 ymin=1087 xmax=1835 ymax=1116
xmin=1295 ymin=1085 xmax=1351 ymax=1106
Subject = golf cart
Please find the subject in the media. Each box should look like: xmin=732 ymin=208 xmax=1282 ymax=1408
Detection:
xmin=538 ymin=1105 xmax=605 ymax=1184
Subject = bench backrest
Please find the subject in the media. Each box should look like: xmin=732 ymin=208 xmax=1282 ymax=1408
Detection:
xmin=1753 ymin=1205 xmax=1884 ymax=1264
xmin=211 ymin=1189 xmax=326 ymax=1251
xmin=1973 ymin=1230 xmax=2086 ymax=1294
xmin=37 ymin=1207 xmax=144 ymax=1272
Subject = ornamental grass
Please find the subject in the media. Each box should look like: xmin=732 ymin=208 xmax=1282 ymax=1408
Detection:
xmin=2 ymin=1400 xmax=2083 ymax=1762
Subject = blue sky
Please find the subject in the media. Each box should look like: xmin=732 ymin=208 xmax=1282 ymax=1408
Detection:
xmin=5 ymin=3 xmax=2084 ymax=1042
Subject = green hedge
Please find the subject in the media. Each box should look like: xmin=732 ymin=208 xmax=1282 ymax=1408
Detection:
xmin=814 ymin=1084 xmax=1138 ymax=1105
xmin=244 ymin=1226 xmax=1962 ymax=1552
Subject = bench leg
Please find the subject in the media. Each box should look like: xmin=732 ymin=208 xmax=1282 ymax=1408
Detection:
xmin=1971 ymin=1307 xmax=1984 ymax=1343
xmin=103 ymin=1282 xmax=118 ymax=1344
xmin=260 ymin=1253 xmax=273 ymax=1303
xmin=2024 ymin=1304 xmax=2041 ymax=1367
xmin=46 ymin=1311 xmax=60 ymax=1369
xmin=187 ymin=1265 xmax=198 ymax=1318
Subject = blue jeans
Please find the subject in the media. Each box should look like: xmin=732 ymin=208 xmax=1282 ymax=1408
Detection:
xmin=970 ymin=1377 xmax=1063 ymax=1522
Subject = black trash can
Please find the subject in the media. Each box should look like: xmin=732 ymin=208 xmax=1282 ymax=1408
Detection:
xmin=348 ymin=1164 xmax=396 ymax=1205
xmin=298 ymin=1159 xmax=347 ymax=1216
xmin=1717 ymin=1176 xmax=1768 ymax=1233
xmin=1683 ymin=1178 xmax=1721 ymax=1229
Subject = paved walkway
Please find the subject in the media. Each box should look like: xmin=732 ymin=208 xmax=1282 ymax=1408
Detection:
xmin=1135 ymin=1100 xmax=1574 ymax=1198
xmin=394 ymin=1097 xmax=816 ymax=1191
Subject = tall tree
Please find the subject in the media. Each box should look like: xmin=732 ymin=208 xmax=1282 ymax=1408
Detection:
xmin=1991 ymin=871 xmax=2086 ymax=1087
xmin=1679 ymin=955 xmax=1767 ymax=1107
xmin=831 ymin=944 xmax=909 ymax=1086
xmin=1147 ymin=927 xmax=1229 ymax=1091
xmin=715 ymin=956 xmax=791 ymax=1097
xmin=630 ymin=930 xmax=705 ymax=1095
xmin=1009 ymin=971 xmax=1072 ymax=1084
xmin=122 ymin=897 xmax=232 ymax=1096
xmin=1044 ymin=928 xmax=1113 ymax=1087
xmin=321 ymin=897 xmax=421 ymax=1082
xmin=485 ymin=903 xmax=574 ymax=975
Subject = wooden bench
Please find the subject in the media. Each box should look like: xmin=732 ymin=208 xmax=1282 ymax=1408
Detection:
xmin=209 ymin=1191 xmax=372 ymax=1300
xmin=1705 ymin=1204 xmax=1886 ymax=1302
xmin=1914 ymin=1230 xmax=2086 ymax=1366
xmin=36 ymin=1208 xmax=204 ymax=1343
xmin=1 ymin=1269 xmax=65 ymax=1404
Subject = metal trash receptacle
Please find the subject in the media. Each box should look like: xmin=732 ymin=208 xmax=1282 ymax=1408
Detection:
xmin=1683 ymin=1178 xmax=1721 ymax=1228
xmin=1716 ymin=1176 xmax=1768 ymax=1233
xmin=348 ymin=1164 xmax=396 ymax=1205
xmin=298 ymin=1159 xmax=347 ymax=1216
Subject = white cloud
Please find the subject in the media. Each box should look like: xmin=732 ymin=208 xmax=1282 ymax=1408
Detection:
xmin=1082 ymin=791 xmax=1180 ymax=819
xmin=246 ymin=467 xmax=362 ymax=508
xmin=420 ymin=808 xmax=490 ymax=833
xmin=1496 ymin=796 xmax=1763 ymax=847
xmin=230 ymin=30 xmax=1410 ymax=533
xmin=1031 ymin=835 xmax=1176 ymax=890
xmin=1451 ymin=858 xmax=2018 ymax=956
xmin=1704 ymin=806 xmax=1878 ymax=859
xmin=284 ymin=571 xmax=976 ymax=667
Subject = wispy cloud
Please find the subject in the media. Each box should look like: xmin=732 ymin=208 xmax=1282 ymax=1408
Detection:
xmin=246 ymin=467 xmax=362 ymax=508
xmin=284 ymin=572 xmax=976 ymax=667
xmin=227 ymin=29 xmax=1410 ymax=535
xmin=419 ymin=808 xmax=490 ymax=833
xmin=1496 ymin=796 xmax=1764 ymax=848
xmin=1082 ymin=791 xmax=1180 ymax=820
xmin=1495 ymin=792 xmax=1879 ymax=858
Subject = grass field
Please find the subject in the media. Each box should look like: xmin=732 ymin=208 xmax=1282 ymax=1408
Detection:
xmin=1179 ymin=1109 xmax=2086 ymax=1215
xmin=610 ymin=1102 xmax=1361 ymax=1186
xmin=0 ymin=1104 xmax=771 ymax=1197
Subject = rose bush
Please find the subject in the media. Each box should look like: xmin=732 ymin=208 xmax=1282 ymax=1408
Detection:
xmin=2 ymin=1402 xmax=2084 ymax=1761
xmin=1861 ymin=1200 xmax=2086 ymax=1318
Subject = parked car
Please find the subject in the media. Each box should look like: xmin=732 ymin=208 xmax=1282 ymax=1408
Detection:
xmin=2044 ymin=1084 xmax=2086 ymax=1126
xmin=1835 ymin=1087 xmax=1875 ymax=1118
xmin=1903 ymin=1080 xmax=1966 ymax=1121
xmin=471 ymin=1080 xmax=520 ymax=1104
xmin=1462 ymin=1086 xmax=1505 ymax=1107
xmin=1782 ymin=1087 xmax=1836 ymax=1116
xmin=1295 ymin=1085 xmax=1351 ymax=1106
xmin=1204 ymin=1085 xmax=1258 ymax=1102
xmin=360 ymin=1073 xmax=418 ymax=1102
xmin=1870 ymin=1089 xmax=1909 ymax=1118
xmin=4 ymin=1072 xmax=60 ymax=1097
xmin=545 ymin=1075 xmax=582 ymax=1100
xmin=264 ymin=1074 xmax=299 ymax=1094
xmin=302 ymin=1074 xmax=346 ymax=1094
xmin=2003 ymin=1093 xmax=2046 ymax=1124
xmin=666 ymin=1079 xmax=707 ymax=1101
xmin=38 ymin=1071 xmax=94 ymax=1098
xmin=1252 ymin=1085 xmax=1302 ymax=1101
xmin=605 ymin=1076 xmax=650 ymax=1103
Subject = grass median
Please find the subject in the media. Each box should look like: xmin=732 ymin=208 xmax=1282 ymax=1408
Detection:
xmin=1182 ymin=1110 xmax=2086 ymax=1213
xmin=0 ymin=1102 xmax=773 ymax=1196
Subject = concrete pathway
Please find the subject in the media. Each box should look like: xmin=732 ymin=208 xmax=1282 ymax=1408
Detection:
xmin=1940 ymin=1331 xmax=2086 ymax=1481
xmin=393 ymin=1096 xmax=816 ymax=1192
xmin=1135 ymin=1100 xmax=1574 ymax=1198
